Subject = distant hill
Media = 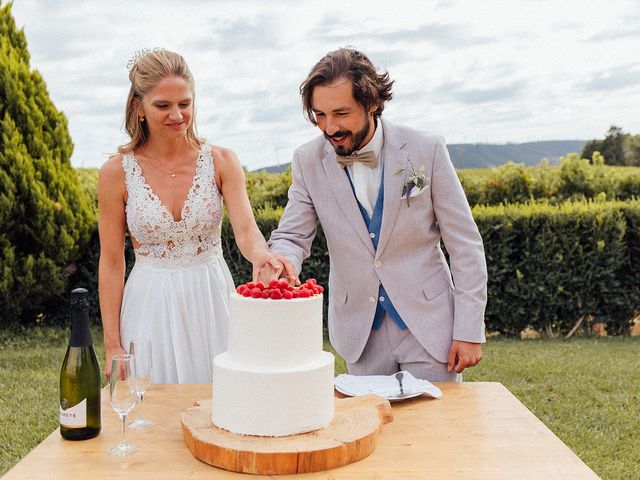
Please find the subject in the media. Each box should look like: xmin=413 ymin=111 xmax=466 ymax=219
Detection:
xmin=447 ymin=140 xmax=587 ymax=169
xmin=255 ymin=140 xmax=587 ymax=172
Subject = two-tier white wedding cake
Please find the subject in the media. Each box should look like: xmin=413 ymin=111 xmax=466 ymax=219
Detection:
xmin=212 ymin=284 xmax=335 ymax=437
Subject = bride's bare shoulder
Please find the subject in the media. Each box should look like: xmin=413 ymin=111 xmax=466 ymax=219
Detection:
xmin=98 ymin=153 xmax=126 ymax=186
xmin=210 ymin=145 xmax=241 ymax=170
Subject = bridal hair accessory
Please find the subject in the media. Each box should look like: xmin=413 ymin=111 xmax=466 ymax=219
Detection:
xmin=127 ymin=47 xmax=165 ymax=71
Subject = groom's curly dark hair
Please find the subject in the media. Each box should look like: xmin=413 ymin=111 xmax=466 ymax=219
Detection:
xmin=300 ymin=47 xmax=394 ymax=125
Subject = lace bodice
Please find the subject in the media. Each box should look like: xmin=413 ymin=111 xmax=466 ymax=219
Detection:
xmin=122 ymin=144 xmax=223 ymax=268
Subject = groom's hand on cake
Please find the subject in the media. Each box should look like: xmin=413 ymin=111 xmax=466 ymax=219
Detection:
xmin=252 ymin=252 xmax=299 ymax=286
xmin=273 ymin=253 xmax=300 ymax=286
xmin=447 ymin=340 xmax=482 ymax=374
xmin=251 ymin=249 xmax=298 ymax=286
xmin=274 ymin=253 xmax=300 ymax=286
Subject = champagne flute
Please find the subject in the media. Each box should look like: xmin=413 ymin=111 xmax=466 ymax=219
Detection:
xmin=128 ymin=338 xmax=154 ymax=429
xmin=108 ymin=354 xmax=138 ymax=456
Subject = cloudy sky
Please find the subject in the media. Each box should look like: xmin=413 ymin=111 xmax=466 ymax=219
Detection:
xmin=10 ymin=0 xmax=640 ymax=170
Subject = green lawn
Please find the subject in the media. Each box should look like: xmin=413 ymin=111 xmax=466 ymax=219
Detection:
xmin=1 ymin=327 xmax=638 ymax=479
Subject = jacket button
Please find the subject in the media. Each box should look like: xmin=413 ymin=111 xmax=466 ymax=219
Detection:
xmin=369 ymin=296 xmax=376 ymax=303
xmin=375 ymin=260 xmax=382 ymax=267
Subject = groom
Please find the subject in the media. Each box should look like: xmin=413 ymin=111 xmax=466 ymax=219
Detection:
xmin=267 ymin=48 xmax=487 ymax=381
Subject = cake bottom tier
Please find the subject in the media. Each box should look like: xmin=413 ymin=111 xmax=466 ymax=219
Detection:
xmin=212 ymin=351 xmax=335 ymax=437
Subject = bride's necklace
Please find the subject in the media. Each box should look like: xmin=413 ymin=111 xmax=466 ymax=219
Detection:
xmin=148 ymin=162 xmax=184 ymax=178
xmin=143 ymin=156 xmax=193 ymax=178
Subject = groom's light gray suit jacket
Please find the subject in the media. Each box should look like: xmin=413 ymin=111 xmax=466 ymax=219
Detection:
xmin=269 ymin=121 xmax=487 ymax=364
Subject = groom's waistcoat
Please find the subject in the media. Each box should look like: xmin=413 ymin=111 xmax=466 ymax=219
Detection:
xmin=345 ymin=167 xmax=406 ymax=330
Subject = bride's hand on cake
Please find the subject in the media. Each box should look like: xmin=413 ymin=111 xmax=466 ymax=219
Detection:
xmin=255 ymin=264 xmax=279 ymax=284
xmin=252 ymin=252 xmax=284 ymax=283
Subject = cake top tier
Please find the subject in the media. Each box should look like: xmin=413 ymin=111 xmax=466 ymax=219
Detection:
xmin=235 ymin=278 xmax=324 ymax=300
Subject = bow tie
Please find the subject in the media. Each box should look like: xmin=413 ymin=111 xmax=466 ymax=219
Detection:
xmin=336 ymin=150 xmax=378 ymax=168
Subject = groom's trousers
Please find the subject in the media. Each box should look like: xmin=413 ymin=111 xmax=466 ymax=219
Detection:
xmin=346 ymin=313 xmax=461 ymax=382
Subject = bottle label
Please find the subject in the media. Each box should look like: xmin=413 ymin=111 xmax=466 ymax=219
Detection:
xmin=60 ymin=398 xmax=87 ymax=428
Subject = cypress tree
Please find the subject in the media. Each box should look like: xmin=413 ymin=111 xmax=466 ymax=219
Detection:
xmin=0 ymin=2 xmax=95 ymax=325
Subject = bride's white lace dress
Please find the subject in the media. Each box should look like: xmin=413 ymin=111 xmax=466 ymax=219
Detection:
xmin=119 ymin=143 xmax=233 ymax=383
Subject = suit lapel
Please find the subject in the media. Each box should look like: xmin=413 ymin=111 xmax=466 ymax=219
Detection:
xmin=376 ymin=123 xmax=408 ymax=258
xmin=321 ymin=144 xmax=376 ymax=255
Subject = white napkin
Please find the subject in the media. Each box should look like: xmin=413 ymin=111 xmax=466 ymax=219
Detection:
xmin=334 ymin=371 xmax=442 ymax=399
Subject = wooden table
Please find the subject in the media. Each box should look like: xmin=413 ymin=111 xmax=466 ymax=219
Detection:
xmin=3 ymin=383 xmax=600 ymax=479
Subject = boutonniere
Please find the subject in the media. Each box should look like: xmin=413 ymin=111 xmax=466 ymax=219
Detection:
xmin=395 ymin=157 xmax=429 ymax=206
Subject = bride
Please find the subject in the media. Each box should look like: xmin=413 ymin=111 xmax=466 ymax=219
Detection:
xmin=98 ymin=49 xmax=282 ymax=383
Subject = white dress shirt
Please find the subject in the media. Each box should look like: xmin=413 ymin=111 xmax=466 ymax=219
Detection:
xmin=346 ymin=119 xmax=384 ymax=218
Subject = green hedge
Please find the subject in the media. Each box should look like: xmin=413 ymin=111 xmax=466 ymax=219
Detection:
xmin=39 ymin=169 xmax=640 ymax=337
xmin=475 ymin=200 xmax=640 ymax=336
xmin=459 ymin=154 xmax=640 ymax=206
xmin=243 ymin=168 xmax=292 ymax=211
xmin=219 ymin=199 xmax=639 ymax=337
xmin=247 ymin=156 xmax=640 ymax=210
xmin=72 ymin=156 xmax=640 ymax=213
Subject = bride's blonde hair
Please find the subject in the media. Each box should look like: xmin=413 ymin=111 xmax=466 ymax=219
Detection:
xmin=118 ymin=49 xmax=202 ymax=154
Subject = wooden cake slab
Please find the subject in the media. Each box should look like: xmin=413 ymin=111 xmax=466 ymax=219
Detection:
xmin=181 ymin=395 xmax=393 ymax=475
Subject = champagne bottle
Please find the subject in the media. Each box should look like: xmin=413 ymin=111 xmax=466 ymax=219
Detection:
xmin=59 ymin=288 xmax=101 ymax=440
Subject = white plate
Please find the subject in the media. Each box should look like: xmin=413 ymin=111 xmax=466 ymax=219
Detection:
xmin=385 ymin=391 xmax=425 ymax=402
xmin=334 ymin=384 xmax=425 ymax=402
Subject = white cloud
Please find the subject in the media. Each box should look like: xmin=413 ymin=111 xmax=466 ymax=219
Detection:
xmin=9 ymin=0 xmax=640 ymax=168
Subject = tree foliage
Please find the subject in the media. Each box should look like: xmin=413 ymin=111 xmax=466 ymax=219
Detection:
xmin=0 ymin=3 xmax=95 ymax=325
xmin=581 ymin=125 xmax=640 ymax=166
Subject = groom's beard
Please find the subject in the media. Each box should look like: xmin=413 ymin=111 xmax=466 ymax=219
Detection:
xmin=324 ymin=115 xmax=371 ymax=156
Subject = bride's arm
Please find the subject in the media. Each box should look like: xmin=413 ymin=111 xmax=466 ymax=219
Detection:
xmin=97 ymin=155 xmax=128 ymax=379
xmin=213 ymin=146 xmax=294 ymax=282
